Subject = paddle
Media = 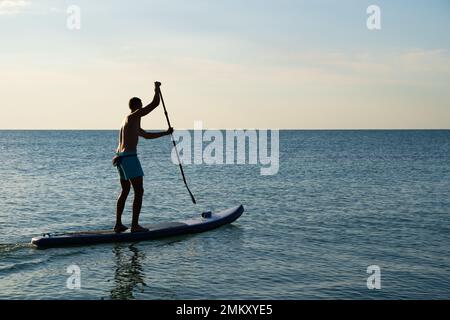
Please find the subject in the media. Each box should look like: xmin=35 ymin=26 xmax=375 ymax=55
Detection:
xmin=158 ymin=86 xmax=197 ymax=204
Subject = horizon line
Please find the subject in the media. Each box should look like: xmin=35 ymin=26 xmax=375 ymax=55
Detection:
xmin=1 ymin=128 xmax=449 ymax=131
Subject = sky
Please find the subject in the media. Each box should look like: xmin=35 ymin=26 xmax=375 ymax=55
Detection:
xmin=1 ymin=0 xmax=450 ymax=129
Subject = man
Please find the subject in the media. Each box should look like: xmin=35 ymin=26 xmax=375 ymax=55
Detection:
xmin=113 ymin=81 xmax=173 ymax=233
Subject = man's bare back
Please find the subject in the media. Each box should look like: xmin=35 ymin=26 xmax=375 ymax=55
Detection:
xmin=117 ymin=116 xmax=141 ymax=153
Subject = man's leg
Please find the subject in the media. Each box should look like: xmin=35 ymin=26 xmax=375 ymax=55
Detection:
xmin=114 ymin=179 xmax=130 ymax=233
xmin=130 ymin=176 xmax=149 ymax=232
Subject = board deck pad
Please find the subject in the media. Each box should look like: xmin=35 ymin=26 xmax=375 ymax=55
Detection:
xmin=31 ymin=205 xmax=244 ymax=248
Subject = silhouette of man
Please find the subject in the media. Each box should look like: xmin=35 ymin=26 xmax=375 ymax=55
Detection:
xmin=113 ymin=82 xmax=173 ymax=233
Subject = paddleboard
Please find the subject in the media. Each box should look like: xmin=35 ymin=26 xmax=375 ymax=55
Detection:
xmin=31 ymin=205 xmax=244 ymax=248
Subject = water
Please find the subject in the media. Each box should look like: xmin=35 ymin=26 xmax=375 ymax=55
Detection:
xmin=0 ymin=130 xmax=449 ymax=300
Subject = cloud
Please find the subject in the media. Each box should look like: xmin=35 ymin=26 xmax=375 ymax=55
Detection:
xmin=0 ymin=0 xmax=31 ymax=15
xmin=400 ymin=49 xmax=450 ymax=73
xmin=248 ymin=48 xmax=450 ymax=88
xmin=49 ymin=7 xmax=65 ymax=14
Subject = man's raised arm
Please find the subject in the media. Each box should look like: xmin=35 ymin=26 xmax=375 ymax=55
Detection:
xmin=130 ymin=82 xmax=161 ymax=118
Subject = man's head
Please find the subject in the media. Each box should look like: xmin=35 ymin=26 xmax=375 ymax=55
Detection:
xmin=129 ymin=97 xmax=142 ymax=112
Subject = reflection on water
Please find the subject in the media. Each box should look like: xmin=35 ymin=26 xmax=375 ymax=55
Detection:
xmin=110 ymin=244 xmax=146 ymax=300
xmin=107 ymin=226 xmax=245 ymax=300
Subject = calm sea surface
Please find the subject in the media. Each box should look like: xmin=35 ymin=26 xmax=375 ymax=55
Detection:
xmin=0 ymin=130 xmax=449 ymax=299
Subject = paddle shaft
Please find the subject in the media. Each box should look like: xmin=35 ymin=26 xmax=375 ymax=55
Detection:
xmin=159 ymin=89 xmax=197 ymax=204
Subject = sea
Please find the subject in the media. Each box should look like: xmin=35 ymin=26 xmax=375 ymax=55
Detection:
xmin=0 ymin=130 xmax=449 ymax=299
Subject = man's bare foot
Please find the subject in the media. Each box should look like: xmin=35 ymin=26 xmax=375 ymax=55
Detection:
xmin=130 ymin=225 xmax=149 ymax=233
xmin=114 ymin=224 xmax=129 ymax=233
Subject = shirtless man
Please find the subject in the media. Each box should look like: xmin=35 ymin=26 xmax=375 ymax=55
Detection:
xmin=113 ymin=81 xmax=173 ymax=233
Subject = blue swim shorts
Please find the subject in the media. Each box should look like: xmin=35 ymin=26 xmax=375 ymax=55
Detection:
xmin=115 ymin=152 xmax=144 ymax=180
